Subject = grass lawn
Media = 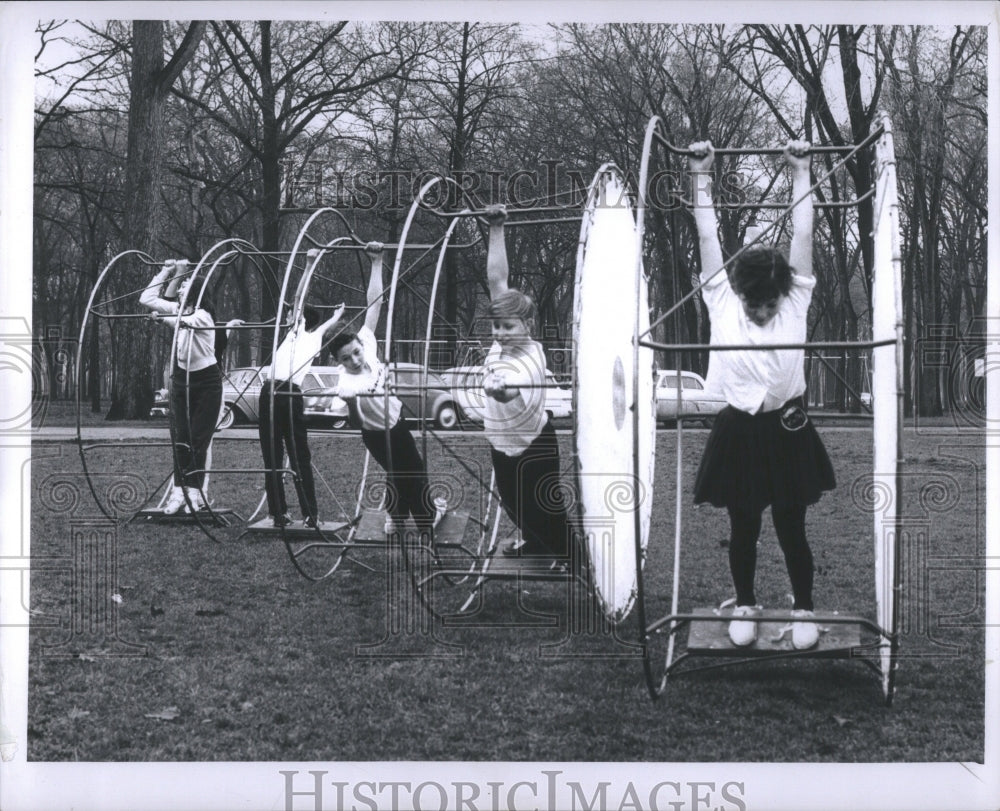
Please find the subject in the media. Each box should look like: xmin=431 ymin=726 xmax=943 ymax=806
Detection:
xmin=26 ymin=424 xmax=985 ymax=762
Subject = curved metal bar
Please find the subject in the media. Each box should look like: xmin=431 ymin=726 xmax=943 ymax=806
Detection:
xmin=290 ymin=237 xmax=354 ymax=329
xmin=633 ymin=116 xmax=671 ymax=698
xmin=75 ymin=249 xmax=157 ymax=521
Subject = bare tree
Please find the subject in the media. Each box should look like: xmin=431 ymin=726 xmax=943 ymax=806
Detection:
xmin=879 ymin=26 xmax=986 ymax=416
xmin=104 ymin=20 xmax=205 ymax=420
xmin=167 ymin=20 xmax=422 ymax=343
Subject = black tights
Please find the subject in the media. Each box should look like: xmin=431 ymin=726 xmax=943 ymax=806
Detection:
xmin=727 ymin=503 xmax=814 ymax=611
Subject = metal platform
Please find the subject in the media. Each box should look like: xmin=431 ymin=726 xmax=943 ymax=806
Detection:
xmin=684 ymin=607 xmax=864 ymax=657
xmin=242 ymin=508 xmax=472 ymax=545
xmin=352 ymin=508 xmax=471 ymax=544
xmin=132 ymin=507 xmax=240 ymax=527
xmin=243 ymin=517 xmax=351 ymax=537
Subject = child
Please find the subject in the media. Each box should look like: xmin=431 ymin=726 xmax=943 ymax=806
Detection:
xmin=688 ymin=139 xmax=835 ymax=650
xmin=140 ymin=260 xmax=223 ymax=514
xmin=259 ymin=291 xmax=345 ymax=528
xmin=480 ymin=205 xmax=571 ymax=561
xmin=329 ymin=242 xmax=442 ymax=535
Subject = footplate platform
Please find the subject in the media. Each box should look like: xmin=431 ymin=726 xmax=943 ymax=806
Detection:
xmin=243 ymin=517 xmax=351 ymax=537
xmin=352 ymin=508 xmax=471 ymax=544
xmin=685 ymin=608 xmax=863 ymax=657
xmin=133 ymin=507 xmax=240 ymax=527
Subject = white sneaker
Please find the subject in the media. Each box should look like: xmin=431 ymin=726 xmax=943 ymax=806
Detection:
xmin=163 ymin=486 xmax=186 ymax=515
xmin=791 ymin=609 xmax=819 ymax=650
xmin=728 ymin=605 xmax=761 ymax=647
xmin=432 ymin=497 xmax=448 ymax=529
xmin=185 ymin=489 xmax=207 ymax=512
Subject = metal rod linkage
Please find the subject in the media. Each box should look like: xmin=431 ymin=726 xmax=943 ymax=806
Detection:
xmin=651 ymin=126 xmax=884 ymax=157
xmin=642 ymin=338 xmax=896 ymax=353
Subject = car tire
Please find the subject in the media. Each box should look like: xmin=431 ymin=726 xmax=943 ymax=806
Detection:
xmin=217 ymin=404 xmax=236 ymax=430
xmin=435 ymin=403 xmax=459 ymax=430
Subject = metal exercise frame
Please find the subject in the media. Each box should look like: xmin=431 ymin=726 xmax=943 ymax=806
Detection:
xmin=631 ymin=115 xmax=904 ymax=704
xmin=75 ymin=239 xmax=282 ymax=538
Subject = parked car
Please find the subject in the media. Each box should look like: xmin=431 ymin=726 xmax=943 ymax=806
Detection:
xmin=441 ymin=365 xmax=573 ymax=424
xmin=298 ymin=367 xmax=351 ymax=430
xmin=655 ymin=369 xmax=726 ymax=426
xmin=150 ymin=366 xmax=350 ymax=430
xmin=150 ymin=388 xmax=169 ymax=418
xmin=387 ymin=363 xmax=462 ymax=429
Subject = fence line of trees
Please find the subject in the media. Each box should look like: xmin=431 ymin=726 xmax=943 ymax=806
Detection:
xmin=33 ymin=21 xmax=988 ymax=419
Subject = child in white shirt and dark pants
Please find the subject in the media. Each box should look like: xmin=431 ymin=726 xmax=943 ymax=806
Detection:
xmin=481 ymin=206 xmax=571 ymax=562
xmin=330 ymin=243 xmax=440 ymax=535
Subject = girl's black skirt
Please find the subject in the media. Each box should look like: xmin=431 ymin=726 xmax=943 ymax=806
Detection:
xmin=693 ymin=397 xmax=835 ymax=513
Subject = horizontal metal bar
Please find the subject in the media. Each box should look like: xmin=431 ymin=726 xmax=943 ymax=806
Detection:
xmin=672 ymin=186 xmax=874 ymax=210
xmin=81 ymin=441 xmax=173 ymax=451
xmin=431 ymin=203 xmax=583 ymax=219
xmin=505 ymin=215 xmax=583 ymax=227
xmin=89 ymin=312 xmax=156 ymax=321
xmin=646 ymin=611 xmax=889 ymax=639
xmin=640 ymin=338 xmax=897 ymax=353
xmin=652 ymin=127 xmax=883 ymax=157
xmin=387 ymin=382 xmax=569 ymax=392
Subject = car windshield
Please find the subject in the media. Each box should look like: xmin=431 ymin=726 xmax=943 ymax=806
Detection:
xmin=314 ymin=372 xmax=340 ymax=388
xmin=659 ymin=373 xmax=703 ymax=390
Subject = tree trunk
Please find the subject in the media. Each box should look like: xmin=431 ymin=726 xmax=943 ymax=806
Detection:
xmin=107 ymin=20 xmax=205 ymax=419
xmin=106 ymin=22 xmax=165 ymax=420
xmin=258 ymin=22 xmax=283 ymax=356
xmin=442 ymin=24 xmax=472 ymax=360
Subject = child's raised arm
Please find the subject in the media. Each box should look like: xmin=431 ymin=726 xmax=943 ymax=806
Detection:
xmin=485 ymin=204 xmax=510 ymax=300
xmin=140 ymin=263 xmax=180 ymax=315
xmin=363 ymin=242 xmax=385 ymax=334
xmin=163 ymin=259 xmax=189 ymax=300
xmin=688 ymin=142 xmax=725 ymax=287
xmin=318 ymin=304 xmax=346 ymax=337
xmin=785 ymin=140 xmax=814 ymax=279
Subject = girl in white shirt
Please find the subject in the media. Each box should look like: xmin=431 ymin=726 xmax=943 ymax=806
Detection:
xmin=259 ymin=302 xmax=345 ymax=527
xmin=481 ymin=206 xmax=571 ymax=561
xmin=330 ymin=243 xmax=438 ymax=535
xmin=688 ymin=140 xmax=835 ymax=651
xmin=140 ymin=262 xmax=224 ymax=514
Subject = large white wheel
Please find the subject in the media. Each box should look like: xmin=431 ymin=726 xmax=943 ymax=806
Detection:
xmin=871 ymin=112 xmax=905 ymax=706
xmin=573 ymin=164 xmax=655 ymax=624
